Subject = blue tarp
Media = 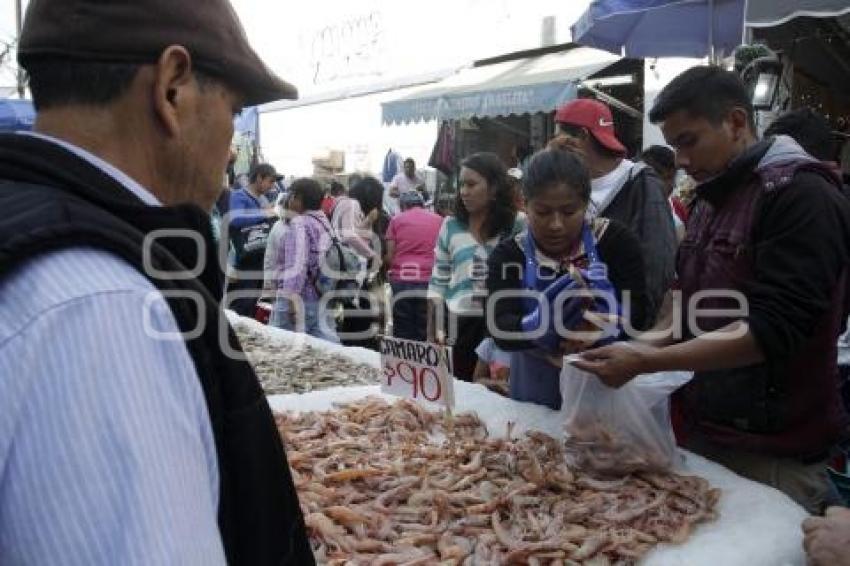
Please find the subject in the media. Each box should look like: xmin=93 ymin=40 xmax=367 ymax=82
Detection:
xmin=381 ymin=47 xmax=619 ymax=125
xmin=0 ymin=99 xmax=35 ymax=131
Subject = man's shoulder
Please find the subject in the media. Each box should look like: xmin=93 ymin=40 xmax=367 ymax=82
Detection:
xmin=773 ymin=168 xmax=850 ymax=223
xmin=625 ymin=162 xmax=666 ymax=197
xmin=0 ymin=247 xmax=158 ymax=341
xmin=230 ymin=188 xmax=256 ymax=204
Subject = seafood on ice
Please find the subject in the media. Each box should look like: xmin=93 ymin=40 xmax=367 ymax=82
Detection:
xmin=276 ymin=397 xmax=720 ymax=565
xmin=233 ymin=322 xmax=380 ymax=394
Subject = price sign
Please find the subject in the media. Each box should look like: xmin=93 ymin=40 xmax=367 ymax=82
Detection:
xmin=379 ymin=336 xmax=454 ymax=409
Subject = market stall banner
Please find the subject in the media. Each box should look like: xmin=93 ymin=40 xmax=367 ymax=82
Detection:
xmin=382 ymin=81 xmax=578 ymax=124
xmin=379 ymin=336 xmax=454 ymax=409
xmin=381 ymin=46 xmax=619 ymax=125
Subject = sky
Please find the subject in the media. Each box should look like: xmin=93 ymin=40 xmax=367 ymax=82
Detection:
xmin=0 ymin=0 xmax=593 ymax=98
xmin=231 ymin=0 xmax=591 ymax=97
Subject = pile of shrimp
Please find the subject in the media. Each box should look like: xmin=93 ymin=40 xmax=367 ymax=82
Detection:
xmin=275 ymin=397 xmax=720 ymax=565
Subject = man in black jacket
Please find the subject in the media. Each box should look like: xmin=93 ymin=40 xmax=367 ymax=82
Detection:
xmin=576 ymin=67 xmax=850 ymax=514
xmin=551 ymin=99 xmax=677 ymax=323
xmin=0 ymin=0 xmax=313 ymax=563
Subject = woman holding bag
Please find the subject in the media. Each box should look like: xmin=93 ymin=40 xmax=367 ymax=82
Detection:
xmin=486 ymin=148 xmax=650 ymax=409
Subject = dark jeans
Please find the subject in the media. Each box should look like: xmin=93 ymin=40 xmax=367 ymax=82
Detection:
xmin=448 ymin=313 xmax=485 ymax=382
xmin=339 ymin=287 xmax=380 ymax=351
xmin=226 ymin=277 xmax=263 ymax=317
xmin=390 ymin=281 xmax=428 ymax=342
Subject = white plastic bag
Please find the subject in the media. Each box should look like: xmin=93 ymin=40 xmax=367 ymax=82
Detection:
xmin=560 ymin=363 xmax=692 ymax=476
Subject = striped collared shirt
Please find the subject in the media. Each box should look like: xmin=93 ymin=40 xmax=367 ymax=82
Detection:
xmin=0 ymin=133 xmax=225 ymax=565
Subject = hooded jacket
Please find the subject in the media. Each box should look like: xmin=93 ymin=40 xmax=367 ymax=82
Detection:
xmin=598 ymin=162 xmax=677 ymax=324
xmin=676 ymin=135 xmax=850 ymax=458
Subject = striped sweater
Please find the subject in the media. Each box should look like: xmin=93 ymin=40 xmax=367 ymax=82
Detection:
xmin=428 ymin=216 xmax=525 ymax=314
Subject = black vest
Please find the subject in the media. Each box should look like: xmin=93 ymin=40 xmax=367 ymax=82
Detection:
xmin=0 ymin=134 xmax=314 ymax=565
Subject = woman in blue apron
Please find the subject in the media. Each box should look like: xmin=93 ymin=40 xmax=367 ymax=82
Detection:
xmin=485 ymin=148 xmax=651 ymax=409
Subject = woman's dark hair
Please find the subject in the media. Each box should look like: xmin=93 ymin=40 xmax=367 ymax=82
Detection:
xmin=456 ymin=152 xmax=516 ymax=238
xmin=349 ymin=176 xmax=384 ymax=215
xmin=523 ymin=148 xmax=591 ymax=204
xmin=288 ymin=177 xmax=324 ymax=211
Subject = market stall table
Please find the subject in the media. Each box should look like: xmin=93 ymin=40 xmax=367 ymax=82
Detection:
xmin=232 ymin=314 xmax=809 ymax=564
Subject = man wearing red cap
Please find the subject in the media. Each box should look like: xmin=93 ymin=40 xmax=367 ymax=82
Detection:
xmin=551 ymin=98 xmax=676 ymax=322
xmin=0 ymin=0 xmax=312 ymax=564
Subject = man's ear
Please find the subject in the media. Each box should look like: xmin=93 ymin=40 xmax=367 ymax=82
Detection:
xmin=152 ymin=46 xmax=195 ymax=137
xmin=728 ymin=107 xmax=753 ymax=141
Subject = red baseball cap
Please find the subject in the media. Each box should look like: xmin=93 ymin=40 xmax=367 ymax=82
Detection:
xmin=554 ymin=99 xmax=626 ymax=155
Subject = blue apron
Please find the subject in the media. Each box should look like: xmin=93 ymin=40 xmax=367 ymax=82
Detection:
xmin=509 ymin=223 xmax=599 ymax=410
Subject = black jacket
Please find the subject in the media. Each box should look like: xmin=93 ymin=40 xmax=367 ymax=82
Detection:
xmin=600 ymin=163 xmax=677 ymax=323
xmin=0 ymin=134 xmax=314 ymax=565
xmin=486 ymin=219 xmax=650 ymax=352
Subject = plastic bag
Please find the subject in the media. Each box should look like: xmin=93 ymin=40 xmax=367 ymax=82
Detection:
xmin=560 ymin=363 xmax=692 ymax=476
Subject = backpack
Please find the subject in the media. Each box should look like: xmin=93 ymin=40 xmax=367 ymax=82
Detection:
xmin=313 ymin=220 xmax=363 ymax=296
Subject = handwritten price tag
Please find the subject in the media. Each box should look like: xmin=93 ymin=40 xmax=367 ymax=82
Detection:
xmin=379 ymin=336 xmax=454 ymax=409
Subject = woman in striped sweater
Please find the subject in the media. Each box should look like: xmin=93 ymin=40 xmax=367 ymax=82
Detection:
xmin=427 ymin=152 xmax=524 ymax=380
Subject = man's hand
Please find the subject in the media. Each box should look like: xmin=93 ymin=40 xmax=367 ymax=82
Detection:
xmin=571 ymin=341 xmax=658 ymax=388
xmin=803 ymin=506 xmax=850 ymax=566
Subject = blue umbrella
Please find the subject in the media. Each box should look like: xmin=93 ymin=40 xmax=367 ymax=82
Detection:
xmin=0 ymin=99 xmax=36 ymax=131
xmin=572 ymin=0 xmax=746 ymax=59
